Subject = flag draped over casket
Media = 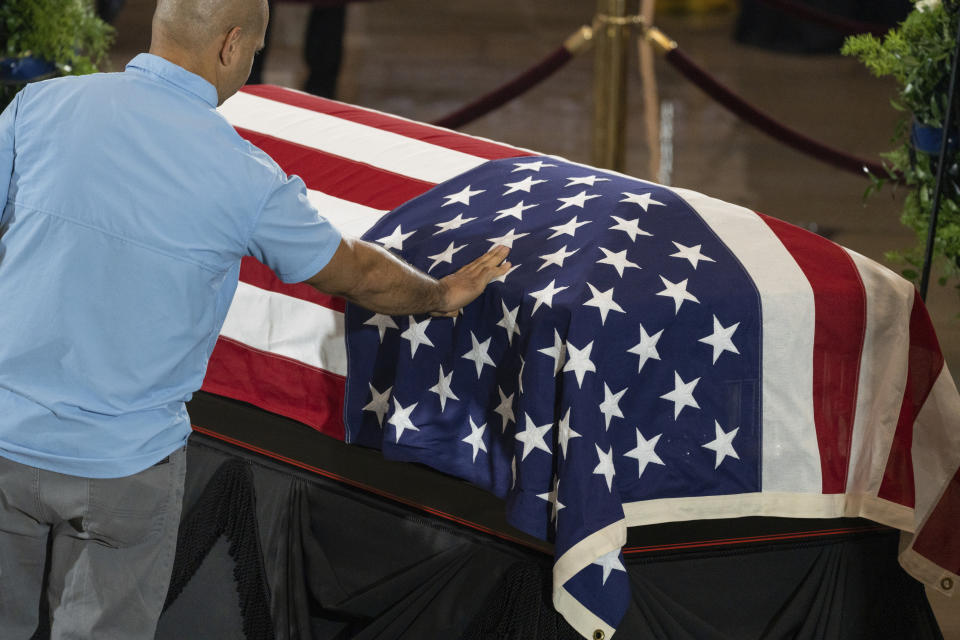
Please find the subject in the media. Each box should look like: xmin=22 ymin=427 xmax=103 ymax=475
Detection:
xmin=203 ymin=85 xmax=960 ymax=639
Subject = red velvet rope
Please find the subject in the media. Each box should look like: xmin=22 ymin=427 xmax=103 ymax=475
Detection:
xmin=431 ymin=46 xmax=573 ymax=130
xmin=754 ymin=0 xmax=892 ymax=37
xmin=664 ymin=46 xmax=900 ymax=182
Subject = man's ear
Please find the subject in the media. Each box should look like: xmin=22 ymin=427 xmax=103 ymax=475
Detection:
xmin=218 ymin=26 xmax=244 ymax=66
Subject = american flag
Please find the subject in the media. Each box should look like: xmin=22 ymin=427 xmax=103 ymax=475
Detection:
xmin=204 ymin=85 xmax=960 ymax=638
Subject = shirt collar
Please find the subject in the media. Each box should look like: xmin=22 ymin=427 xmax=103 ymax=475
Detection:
xmin=125 ymin=53 xmax=218 ymax=107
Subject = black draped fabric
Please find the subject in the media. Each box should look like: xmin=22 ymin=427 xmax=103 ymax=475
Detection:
xmin=158 ymin=434 xmax=943 ymax=640
xmin=163 ymin=458 xmax=274 ymax=639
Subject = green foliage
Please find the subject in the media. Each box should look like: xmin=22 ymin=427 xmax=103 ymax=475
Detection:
xmin=1 ymin=0 xmax=114 ymax=109
xmin=842 ymin=0 xmax=960 ymax=285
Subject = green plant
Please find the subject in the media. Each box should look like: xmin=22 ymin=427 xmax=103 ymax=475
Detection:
xmin=842 ymin=0 xmax=960 ymax=285
xmin=1 ymin=0 xmax=114 ymax=110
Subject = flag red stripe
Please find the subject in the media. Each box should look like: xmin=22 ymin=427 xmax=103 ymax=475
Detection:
xmin=240 ymin=85 xmax=534 ymax=161
xmin=239 ymin=257 xmax=345 ymax=312
xmin=235 ymin=127 xmax=436 ymax=211
xmin=878 ymin=291 xmax=944 ymax=507
xmin=759 ymin=214 xmax=866 ymax=494
xmin=911 ymin=464 xmax=960 ymax=573
xmin=201 ymin=336 xmax=346 ymax=441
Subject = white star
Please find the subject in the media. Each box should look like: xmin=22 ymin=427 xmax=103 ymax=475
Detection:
xmin=387 ymin=398 xmax=419 ymax=443
xmin=461 ymin=332 xmax=495 ymax=377
xmin=487 ymin=227 xmax=530 ymax=249
xmin=598 ymin=383 xmax=627 ymax=430
xmin=593 ymin=444 xmax=616 ymax=491
xmin=434 ymin=213 xmax=477 ymax=235
xmin=429 ymin=365 xmax=459 ymax=411
xmin=703 ymin=421 xmax=741 ymax=469
xmin=362 ymin=383 xmax=391 ymax=427
xmin=494 ymin=387 xmax=515 ymax=432
xmin=660 ymin=371 xmax=701 ymax=420
xmin=670 ymin=241 xmax=715 ymax=269
xmin=364 ymin=313 xmax=398 ymax=342
xmin=529 ymin=279 xmax=568 ymax=315
xmin=557 ymin=190 xmax=601 ymax=211
xmin=503 ymin=175 xmax=547 ymax=195
xmin=557 ymin=408 xmax=581 ymax=459
xmin=462 ymin=417 xmax=488 ymax=463
xmin=583 ymin=283 xmax=625 ymax=325
xmin=494 ymin=200 xmax=538 ymax=222
xmin=566 ymin=175 xmax=611 ymax=187
xmin=596 ymin=247 xmax=640 ymax=277
xmin=515 ymin=413 xmax=552 ymax=460
xmin=656 ymin=276 xmax=699 ymax=314
xmin=496 ymin=301 xmax=521 ymax=345
xmin=537 ymin=476 xmax=565 ymax=523
xmin=512 ymin=159 xmax=557 ymax=172
xmin=699 ymin=315 xmax=741 ymax=364
xmin=593 ymin=549 xmax=626 ymax=585
xmin=537 ymin=245 xmax=579 ymax=271
xmin=400 ymin=316 xmax=434 ymax=357
xmin=627 ymin=323 xmax=663 ymax=373
xmin=609 ymin=215 xmax=653 ymax=242
xmin=563 ymin=340 xmax=596 ymax=388
xmin=442 ymin=184 xmax=485 ymax=207
xmin=376 ymin=225 xmax=416 ymax=251
xmin=620 ymin=191 xmax=665 ymax=211
xmin=624 ymin=429 xmax=664 ymax=478
xmin=537 ymin=329 xmax=567 ymax=376
xmin=426 ymin=241 xmax=467 ymax=272
xmin=492 ymin=263 xmax=521 ymax=284
xmin=548 ymin=216 xmax=592 ymax=239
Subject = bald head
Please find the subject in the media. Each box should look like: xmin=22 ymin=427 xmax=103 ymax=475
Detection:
xmin=150 ymin=0 xmax=268 ymax=104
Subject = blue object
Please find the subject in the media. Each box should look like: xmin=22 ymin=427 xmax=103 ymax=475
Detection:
xmin=0 ymin=56 xmax=57 ymax=83
xmin=0 ymin=54 xmax=341 ymax=478
xmin=911 ymin=120 xmax=959 ymax=155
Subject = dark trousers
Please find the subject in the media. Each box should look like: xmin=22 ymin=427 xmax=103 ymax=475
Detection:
xmin=249 ymin=3 xmax=346 ymax=99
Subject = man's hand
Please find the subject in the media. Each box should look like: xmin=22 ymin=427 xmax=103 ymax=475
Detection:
xmin=306 ymin=237 xmax=510 ymax=317
xmin=433 ymin=245 xmax=511 ymax=317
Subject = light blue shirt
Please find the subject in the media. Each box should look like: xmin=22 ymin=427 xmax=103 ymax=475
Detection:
xmin=0 ymin=54 xmax=341 ymax=477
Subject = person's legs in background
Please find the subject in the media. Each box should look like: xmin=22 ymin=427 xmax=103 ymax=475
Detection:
xmin=247 ymin=1 xmax=346 ymax=99
xmin=303 ymin=4 xmax=346 ymax=98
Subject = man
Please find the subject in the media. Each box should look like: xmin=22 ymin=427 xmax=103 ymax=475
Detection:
xmin=0 ymin=0 xmax=509 ymax=637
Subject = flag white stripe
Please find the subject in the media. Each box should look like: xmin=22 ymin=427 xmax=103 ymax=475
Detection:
xmin=220 ymin=282 xmax=347 ymax=376
xmin=911 ymin=365 xmax=960 ymax=522
xmin=306 ymin=189 xmax=389 ymax=238
xmin=673 ymin=187 xmax=821 ymax=493
xmin=843 ymin=249 xmax=914 ymax=495
xmin=219 ymin=92 xmax=488 ymax=184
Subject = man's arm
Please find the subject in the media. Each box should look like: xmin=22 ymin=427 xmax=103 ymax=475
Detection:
xmin=306 ymin=237 xmax=510 ymax=317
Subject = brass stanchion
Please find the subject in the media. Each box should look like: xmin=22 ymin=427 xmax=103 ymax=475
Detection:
xmin=638 ymin=0 xmax=660 ymax=181
xmin=592 ymin=0 xmax=640 ymax=171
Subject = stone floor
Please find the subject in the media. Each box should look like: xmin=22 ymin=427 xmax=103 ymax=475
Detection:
xmin=107 ymin=0 xmax=958 ymax=636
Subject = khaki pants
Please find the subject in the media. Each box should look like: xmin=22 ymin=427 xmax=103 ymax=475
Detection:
xmin=0 ymin=447 xmax=186 ymax=639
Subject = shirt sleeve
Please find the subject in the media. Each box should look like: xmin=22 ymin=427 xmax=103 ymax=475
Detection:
xmin=0 ymin=90 xmax=21 ymax=223
xmin=247 ymin=170 xmax=342 ymax=284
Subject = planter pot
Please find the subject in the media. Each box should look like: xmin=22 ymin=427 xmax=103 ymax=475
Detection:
xmin=911 ymin=120 xmax=959 ymax=155
xmin=0 ymin=56 xmax=58 ymax=86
